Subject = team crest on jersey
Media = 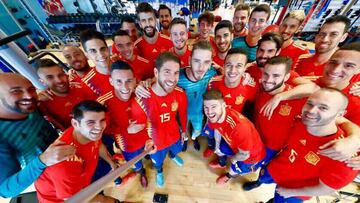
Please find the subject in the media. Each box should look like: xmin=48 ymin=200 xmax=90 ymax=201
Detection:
xmin=305 ymin=151 xmax=320 ymax=166
xmin=235 ymin=95 xmax=244 ymax=105
xmin=152 ymin=48 xmax=158 ymax=53
xmin=279 ymin=103 xmax=292 ymax=116
xmin=171 ymin=101 xmax=178 ymax=111
xmin=225 ymin=94 xmax=231 ymax=98
xmin=299 ymin=139 xmax=306 ymax=146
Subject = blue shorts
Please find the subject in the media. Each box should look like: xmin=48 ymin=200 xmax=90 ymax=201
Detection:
xmin=219 ymin=138 xmax=235 ymax=156
xmin=202 ymin=123 xmax=215 ymax=139
xmin=150 ymin=139 xmax=182 ymax=170
xmin=122 ymin=147 xmax=144 ymax=171
xmin=263 ymin=147 xmax=279 ymax=165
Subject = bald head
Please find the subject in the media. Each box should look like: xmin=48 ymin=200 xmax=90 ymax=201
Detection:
xmin=62 ymin=45 xmax=89 ymax=71
xmin=0 ymin=73 xmax=38 ymax=115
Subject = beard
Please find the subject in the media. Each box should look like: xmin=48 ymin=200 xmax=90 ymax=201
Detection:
xmin=142 ymin=26 xmax=156 ymax=38
xmin=256 ymin=57 xmax=270 ymax=67
xmin=1 ymin=98 xmax=37 ymax=114
xmin=262 ymin=79 xmax=284 ymax=92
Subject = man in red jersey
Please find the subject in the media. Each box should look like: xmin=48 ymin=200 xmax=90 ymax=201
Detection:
xmin=79 ymin=29 xmax=113 ymax=96
xmin=35 ymin=100 xmax=119 ymax=203
xmin=111 ymin=16 xmax=139 ymax=55
xmin=158 ymin=4 xmax=172 ymax=37
xmin=243 ymin=88 xmax=358 ymax=203
xmin=193 ymin=11 xmax=217 ymax=53
xmin=213 ymin=20 xmax=233 ymax=68
xmin=130 ymin=52 xmax=187 ymax=188
xmin=112 ymin=30 xmax=153 ymax=80
xmin=97 ymin=60 xmax=151 ymax=188
xmin=278 ymin=10 xmax=310 ymax=67
xmin=62 ymin=44 xmax=92 ymax=81
xmin=168 ymin=17 xmax=192 ymax=68
xmin=295 ymin=15 xmax=350 ymax=78
xmin=232 ymin=4 xmax=250 ymax=38
xmin=36 ymin=59 xmax=94 ymax=131
xmin=203 ymin=89 xmax=265 ymax=185
xmin=134 ymin=3 xmax=173 ymax=64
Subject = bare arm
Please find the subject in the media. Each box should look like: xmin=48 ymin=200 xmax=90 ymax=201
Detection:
xmin=99 ymin=143 xmax=117 ymax=170
xmin=277 ymin=180 xmax=335 ymax=198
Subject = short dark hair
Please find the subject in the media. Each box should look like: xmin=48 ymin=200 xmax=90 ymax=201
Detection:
xmin=35 ymin=58 xmax=59 ymax=72
xmin=225 ymin=48 xmax=248 ymax=63
xmin=266 ymin=56 xmax=292 ymax=74
xmin=258 ymin=32 xmax=283 ymax=51
xmin=203 ymin=89 xmax=224 ymax=101
xmin=234 ymin=4 xmax=250 ymax=15
xmin=338 ymin=42 xmax=360 ymax=53
xmin=169 ymin=17 xmax=187 ymax=31
xmin=155 ymin=52 xmax=180 ymax=71
xmin=110 ymin=60 xmax=133 ymax=74
xmin=198 ymin=11 xmax=215 ymax=25
xmin=136 ymin=2 xmax=156 ymax=17
xmin=215 ymin=20 xmax=233 ymax=35
xmin=250 ymin=4 xmax=271 ymax=21
xmin=158 ymin=4 xmax=172 ymax=16
xmin=72 ymin=100 xmax=107 ymax=122
xmin=112 ymin=29 xmax=130 ymax=41
xmin=322 ymin=15 xmax=350 ymax=34
xmin=192 ymin=41 xmax=212 ymax=57
xmin=121 ymin=15 xmax=136 ymax=27
xmin=79 ymin=29 xmax=107 ymax=51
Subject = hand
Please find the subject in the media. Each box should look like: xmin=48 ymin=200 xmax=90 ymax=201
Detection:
xmin=110 ymin=54 xmax=120 ymax=63
xmin=39 ymin=139 xmax=76 ymax=166
xmin=276 ymin=187 xmax=295 ymax=198
xmin=127 ymin=120 xmax=145 ymax=134
xmin=181 ymin=132 xmax=188 ymax=144
xmin=260 ymin=94 xmax=282 ymax=120
xmin=318 ymin=138 xmax=359 ymax=161
xmin=109 ymin=160 xmax=118 ymax=171
xmin=241 ymin=72 xmax=254 ymax=86
xmin=349 ymin=82 xmax=360 ymax=96
xmin=145 ymin=139 xmax=157 ymax=154
xmin=135 ymin=82 xmax=151 ymax=98
xmin=346 ymin=156 xmax=360 ymax=170
xmin=38 ymin=90 xmax=54 ymax=101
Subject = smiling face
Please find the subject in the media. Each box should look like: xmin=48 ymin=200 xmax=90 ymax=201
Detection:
xmin=38 ymin=65 xmax=70 ymax=95
xmin=248 ymin=11 xmax=268 ymax=37
xmin=72 ymin=111 xmax=107 ymax=142
xmin=155 ymin=60 xmax=180 ymax=93
xmin=159 ymin=8 xmax=172 ymax=29
xmin=190 ymin=48 xmax=212 ymax=81
xmin=204 ymin=99 xmax=226 ymax=123
xmin=110 ymin=69 xmax=136 ymax=101
xmin=215 ymin=27 xmax=233 ymax=53
xmin=138 ymin=12 xmax=157 ymax=38
xmin=280 ymin=17 xmax=301 ymax=42
xmin=233 ymin=10 xmax=249 ymax=33
xmin=170 ymin=23 xmax=188 ymax=51
xmin=114 ymin=35 xmax=134 ymax=61
xmin=62 ymin=46 xmax=89 ymax=71
xmin=261 ymin=63 xmax=289 ymax=92
xmin=315 ymin=22 xmax=348 ymax=54
xmin=84 ymin=39 xmax=110 ymax=70
xmin=256 ymin=40 xmax=279 ymax=67
xmin=199 ymin=20 xmax=213 ymax=40
xmin=224 ymin=53 xmax=247 ymax=85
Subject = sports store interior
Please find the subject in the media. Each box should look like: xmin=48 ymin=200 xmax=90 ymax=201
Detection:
xmin=0 ymin=0 xmax=360 ymax=202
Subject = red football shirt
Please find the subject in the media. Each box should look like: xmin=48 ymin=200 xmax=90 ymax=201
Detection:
xmin=97 ymin=91 xmax=149 ymax=152
xmin=279 ymin=41 xmax=310 ymax=69
xmin=115 ymin=54 xmax=154 ymax=80
xmin=130 ymin=87 xmax=187 ymax=150
xmin=254 ymin=84 xmax=305 ymax=151
xmin=295 ymin=54 xmax=327 ymax=78
xmin=39 ymin=86 xmax=95 ymax=129
xmin=68 ymin=67 xmax=92 ymax=81
xmin=267 ymin=120 xmax=358 ymax=191
xmin=169 ymin=45 xmax=192 ymax=68
xmin=134 ymin=33 xmax=173 ymax=64
xmin=35 ymin=127 xmax=101 ymax=203
xmin=208 ymin=75 xmax=257 ymax=113
xmin=81 ymin=68 xmax=112 ymax=96
xmin=212 ymin=52 xmax=225 ymax=68
xmin=208 ymin=108 xmax=265 ymax=164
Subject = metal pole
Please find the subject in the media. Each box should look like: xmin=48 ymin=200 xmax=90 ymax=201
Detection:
xmin=65 ymin=148 xmax=152 ymax=203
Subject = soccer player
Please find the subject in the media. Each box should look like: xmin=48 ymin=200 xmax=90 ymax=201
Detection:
xmin=79 ymin=29 xmax=113 ymax=96
xmin=232 ymin=4 xmax=250 ymax=38
xmin=62 ymin=44 xmax=92 ymax=81
xmin=111 ymin=15 xmax=139 ymax=55
xmin=112 ymin=30 xmax=153 ymax=80
xmin=35 ymin=100 xmax=119 ymax=203
xmin=134 ymin=2 xmax=173 ymax=64
xmin=203 ymin=89 xmax=266 ymax=184
xmin=194 ymin=11 xmax=217 ymax=53
xmin=278 ymin=10 xmax=310 ymax=67
xmin=213 ymin=20 xmax=233 ymax=68
xmin=244 ymin=88 xmax=359 ymax=203
xmin=131 ymin=52 xmax=187 ymax=188
xmin=97 ymin=60 xmax=151 ymax=187
xmin=0 ymin=73 xmax=75 ymax=198
xmin=295 ymin=15 xmax=350 ymax=78
xmin=168 ymin=17 xmax=192 ymax=68
xmin=158 ymin=4 xmax=172 ymax=37
xmin=36 ymin=58 xmax=94 ymax=131
xmin=232 ymin=4 xmax=270 ymax=62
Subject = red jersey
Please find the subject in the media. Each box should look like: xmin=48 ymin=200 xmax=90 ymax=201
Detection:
xmin=208 ymin=108 xmax=265 ymax=164
xmin=81 ymin=68 xmax=112 ymax=96
xmin=134 ymin=33 xmax=173 ymax=64
xmin=233 ymin=28 xmax=248 ymax=38
xmin=130 ymin=87 xmax=187 ymax=150
xmin=97 ymin=91 xmax=148 ymax=152
xmin=208 ymin=75 xmax=257 ymax=113
xmin=295 ymin=54 xmax=326 ymax=78
xmin=115 ymin=54 xmax=154 ymax=80
xmin=169 ymin=45 xmax=192 ymax=68
xmin=39 ymin=86 xmax=94 ymax=129
xmin=212 ymin=51 xmax=225 ymax=68
xmin=68 ymin=67 xmax=92 ymax=81
xmin=315 ymin=79 xmax=360 ymax=125
xmin=255 ymin=85 xmax=305 ymax=150
xmin=350 ymin=73 xmax=360 ymax=83
xmin=35 ymin=127 xmax=101 ymax=203
xmin=267 ymin=120 xmax=358 ymax=191
xmin=279 ymin=41 xmax=310 ymax=69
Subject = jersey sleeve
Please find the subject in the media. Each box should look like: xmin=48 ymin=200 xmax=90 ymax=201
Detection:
xmin=130 ymin=97 xmax=148 ymax=124
xmin=0 ymin=142 xmax=46 ymax=198
xmin=178 ymin=91 xmax=188 ymax=133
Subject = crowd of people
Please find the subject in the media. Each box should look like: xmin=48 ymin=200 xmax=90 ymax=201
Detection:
xmin=1 ymin=2 xmax=360 ymax=203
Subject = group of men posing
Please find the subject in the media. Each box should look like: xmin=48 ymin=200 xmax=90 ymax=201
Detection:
xmin=1 ymin=2 xmax=360 ymax=203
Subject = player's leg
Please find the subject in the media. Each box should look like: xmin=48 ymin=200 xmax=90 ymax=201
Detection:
xmin=150 ymin=148 xmax=168 ymax=188
xmin=122 ymin=147 xmax=148 ymax=188
xmin=168 ymin=138 xmax=184 ymax=167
